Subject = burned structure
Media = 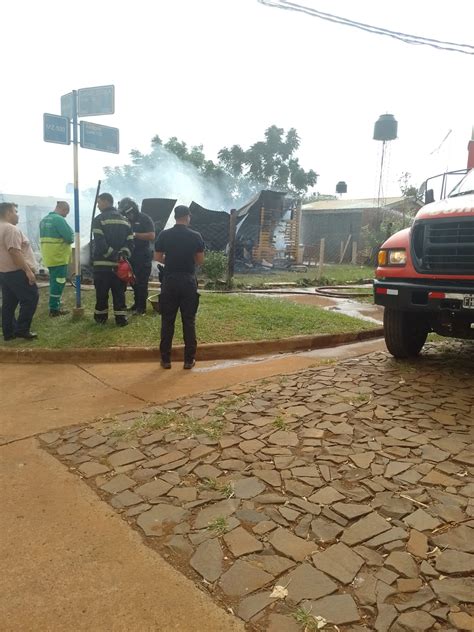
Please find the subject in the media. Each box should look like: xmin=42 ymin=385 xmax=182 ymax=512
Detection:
xmin=141 ymin=198 xmax=177 ymax=233
xmin=187 ymin=190 xmax=300 ymax=268
xmin=131 ymin=190 xmax=301 ymax=268
xmin=189 ymin=202 xmax=230 ymax=252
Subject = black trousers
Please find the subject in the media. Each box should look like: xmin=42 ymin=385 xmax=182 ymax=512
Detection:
xmin=160 ymin=274 xmax=199 ymax=362
xmin=0 ymin=270 xmax=39 ymax=339
xmin=93 ymin=270 xmax=127 ymax=324
xmin=130 ymin=260 xmax=151 ymax=313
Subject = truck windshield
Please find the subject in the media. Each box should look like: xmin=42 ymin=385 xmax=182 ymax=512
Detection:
xmin=449 ymin=168 xmax=474 ymax=197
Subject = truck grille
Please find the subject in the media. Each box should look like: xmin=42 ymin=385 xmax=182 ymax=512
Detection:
xmin=412 ymin=218 xmax=474 ymax=274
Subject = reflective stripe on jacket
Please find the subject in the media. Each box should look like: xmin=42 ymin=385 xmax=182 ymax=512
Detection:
xmin=39 ymin=212 xmax=74 ymax=267
xmin=91 ymin=207 xmax=134 ymax=271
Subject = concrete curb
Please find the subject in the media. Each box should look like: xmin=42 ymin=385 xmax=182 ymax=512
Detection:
xmin=0 ymin=328 xmax=383 ymax=364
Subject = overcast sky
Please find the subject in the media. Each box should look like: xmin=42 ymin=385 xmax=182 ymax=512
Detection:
xmin=2 ymin=0 xmax=473 ymax=202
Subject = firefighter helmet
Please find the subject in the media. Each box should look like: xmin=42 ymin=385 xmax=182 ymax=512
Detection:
xmin=118 ymin=197 xmax=139 ymax=216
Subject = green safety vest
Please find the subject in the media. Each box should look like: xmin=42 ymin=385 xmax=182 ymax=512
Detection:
xmin=39 ymin=212 xmax=74 ymax=267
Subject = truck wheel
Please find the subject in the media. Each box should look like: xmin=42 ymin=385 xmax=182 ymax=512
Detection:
xmin=383 ymin=308 xmax=428 ymax=358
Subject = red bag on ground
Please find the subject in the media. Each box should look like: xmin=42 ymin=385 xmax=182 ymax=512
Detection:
xmin=116 ymin=258 xmax=135 ymax=285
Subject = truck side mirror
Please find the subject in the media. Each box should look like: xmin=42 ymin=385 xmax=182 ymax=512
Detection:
xmin=425 ymin=189 xmax=435 ymax=204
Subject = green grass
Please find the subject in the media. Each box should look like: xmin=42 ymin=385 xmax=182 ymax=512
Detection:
xmin=272 ymin=415 xmax=287 ymax=430
xmin=200 ymin=478 xmax=234 ymax=498
xmin=110 ymin=407 xmax=230 ymax=441
xmin=292 ymin=607 xmax=329 ymax=631
xmin=233 ymin=264 xmax=374 ymax=288
xmin=109 ymin=410 xmax=186 ymax=439
xmin=207 ymin=517 xmax=229 ymax=535
xmin=0 ymin=286 xmax=376 ymax=349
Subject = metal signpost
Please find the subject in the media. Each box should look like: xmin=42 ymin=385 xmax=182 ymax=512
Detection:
xmin=43 ymin=85 xmax=118 ymax=314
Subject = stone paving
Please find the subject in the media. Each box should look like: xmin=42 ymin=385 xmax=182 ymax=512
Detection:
xmin=42 ymin=343 xmax=474 ymax=631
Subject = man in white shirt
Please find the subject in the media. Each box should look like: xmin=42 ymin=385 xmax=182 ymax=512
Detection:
xmin=0 ymin=202 xmax=39 ymax=341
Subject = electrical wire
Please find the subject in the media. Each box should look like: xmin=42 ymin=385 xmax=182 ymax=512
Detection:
xmin=430 ymin=129 xmax=452 ymax=155
xmin=257 ymin=0 xmax=474 ymax=55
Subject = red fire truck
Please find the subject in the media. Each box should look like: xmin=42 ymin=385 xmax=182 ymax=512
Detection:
xmin=374 ymin=136 xmax=474 ymax=358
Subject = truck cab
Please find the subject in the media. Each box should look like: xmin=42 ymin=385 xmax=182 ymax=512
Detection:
xmin=374 ymin=165 xmax=474 ymax=358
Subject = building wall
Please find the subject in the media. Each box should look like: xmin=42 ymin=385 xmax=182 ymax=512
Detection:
xmin=300 ymin=211 xmax=362 ymax=261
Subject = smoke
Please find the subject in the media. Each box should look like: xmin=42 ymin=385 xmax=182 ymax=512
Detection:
xmin=106 ymin=143 xmax=241 ymax=212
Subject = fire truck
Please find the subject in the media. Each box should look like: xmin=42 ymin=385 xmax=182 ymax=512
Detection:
xmin=374 ymin=135 xmax=474 ymax=358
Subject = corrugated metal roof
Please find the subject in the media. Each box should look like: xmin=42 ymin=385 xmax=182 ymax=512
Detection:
xmin=302 ymin=196 xmax=406 ymax=212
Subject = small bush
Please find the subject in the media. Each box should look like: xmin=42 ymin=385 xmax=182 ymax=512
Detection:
xmin=201 ymin=251 xmax=227 ymax=283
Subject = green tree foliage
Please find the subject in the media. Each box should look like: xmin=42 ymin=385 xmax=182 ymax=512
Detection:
xmin=103 ymin=126 xmax=318 ymax=208
xmin=218 ymin=125 xmax=318 ymax=196
xmin=398 ymin=172 xmax=418 ymax=200
xmin=103 ymin=135 xmax=231 ymax=202
xmin=302 ymin=192 xmax=337 ymax=204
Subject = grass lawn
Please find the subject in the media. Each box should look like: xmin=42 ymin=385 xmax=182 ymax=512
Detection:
xmin=233 ymin=264 xmax=375 ymax=288
xmin=0 ymin=286 xmax=376 ymax=349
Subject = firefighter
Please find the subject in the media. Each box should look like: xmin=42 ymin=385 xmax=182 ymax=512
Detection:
xmin=91 ymin=193 xmax=134 ymax=326
xmin=39 ymin=201 xmax=74 ymax=316
xmin=154 ymin=205 xmax=204 ymax=369
xmin=117 ymin=197 xmax=155 ymax=315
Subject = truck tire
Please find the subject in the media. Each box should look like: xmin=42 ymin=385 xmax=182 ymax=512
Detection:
xmin=383 ymin=308 xmax=429 ymax=358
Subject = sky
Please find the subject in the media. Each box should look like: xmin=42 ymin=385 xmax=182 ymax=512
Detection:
xmin=1 ymin=0 xmax=473 ymax=203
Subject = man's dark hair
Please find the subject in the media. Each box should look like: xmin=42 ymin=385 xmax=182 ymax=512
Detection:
xmin=98 ymin=192 xmax=114 ymax=205
xmin=174 ymin=205 xmax=190 ymax=219
xmin=0 ymin=202 xmax=17 ymax=218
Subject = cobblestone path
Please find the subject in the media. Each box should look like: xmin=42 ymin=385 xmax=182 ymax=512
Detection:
xmin=42 ymin=343 xmax=474 ymax=631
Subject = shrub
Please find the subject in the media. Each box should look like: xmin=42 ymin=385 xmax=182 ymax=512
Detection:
xmin=201 ymin=251 xmax=227 ymax=283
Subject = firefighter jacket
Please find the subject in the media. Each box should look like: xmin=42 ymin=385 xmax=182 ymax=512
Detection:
xmin=92 ymin=207 xmax=134 ymax=271
xmin=39 ymin=212 xmax=74 ymax=267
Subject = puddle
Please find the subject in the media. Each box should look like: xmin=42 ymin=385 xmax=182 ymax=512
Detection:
xmin=246 ymin=288 xmax=383 ymax=325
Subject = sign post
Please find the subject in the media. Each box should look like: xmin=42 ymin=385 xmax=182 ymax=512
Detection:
xmin=71 ymin=90 xmax=83 ymax=315
xmin=43 ymin=85 xmax=118 ymax=316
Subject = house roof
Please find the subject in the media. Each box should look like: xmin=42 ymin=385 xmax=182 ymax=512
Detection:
xmin=302 ymin=196 xmax=408 ymax=212
xmin=0 ymin=193 xmax=65 ymax=208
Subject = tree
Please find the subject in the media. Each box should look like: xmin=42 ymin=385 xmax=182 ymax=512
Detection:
xmin=398 ymin=172 xmax=418 ymax=200
xmin=218 ymin=125 xmax=318 ymax=197
xmin=302 ymin=192 xmax=337 ymax=204
xmin=397 ymin=171 xmax=421 ymax=227
xmin=103 ymin=126 xmax=318 ymax=209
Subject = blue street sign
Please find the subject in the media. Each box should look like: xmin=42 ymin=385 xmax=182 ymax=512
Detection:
xmin=43 ymin=113 xmax=70 ymax=145
xmin=78 ymin=85 xmax=115 ymax=117
xmin=61 ymin=92 xmax=74 ymax=119
xmin=80 ymin=121 xmax=119 ymax=154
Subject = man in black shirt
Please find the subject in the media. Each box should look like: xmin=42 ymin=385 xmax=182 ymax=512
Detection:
xmin=118 ymin=198 xmax=155 ymax=315
xmin=154 ymin=205 xmax=204 ymax=369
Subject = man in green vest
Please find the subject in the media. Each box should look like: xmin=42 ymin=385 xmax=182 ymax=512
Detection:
xmin=40 ymin=201 xmax=74 ymax=316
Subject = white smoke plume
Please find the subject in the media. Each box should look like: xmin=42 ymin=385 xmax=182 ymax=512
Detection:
xmin=103 ymin=143 xmax=248 ymax=212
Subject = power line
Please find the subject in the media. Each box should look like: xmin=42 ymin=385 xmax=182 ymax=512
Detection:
xmin=429 ymin=129 xmax=452 ymax=155
xmin=257 ymin=0 xmax=474 ymax=55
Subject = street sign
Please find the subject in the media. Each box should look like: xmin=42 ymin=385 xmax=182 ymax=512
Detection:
xmin=80 ymin=121 xmax=119 ymax=154
xmin=78 ymin=85 xmax=115 ymax=117
xmin=46 ymin=84 xmax=119 ymax=311
xmin=43 ymin=113 xmax=70 ymax=145
xmin=61 ymin=92 xmax=74 ymax=119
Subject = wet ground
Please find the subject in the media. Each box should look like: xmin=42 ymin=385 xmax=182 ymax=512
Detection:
xmin=42 ymin=341 xmax=474 ymax=631
xmin=250 ymin=287 xmax=384 ymax=326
